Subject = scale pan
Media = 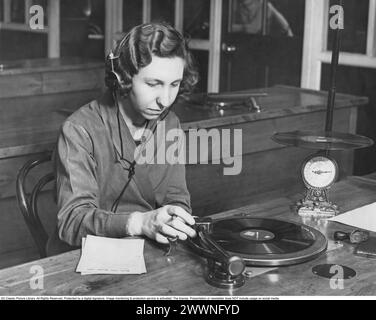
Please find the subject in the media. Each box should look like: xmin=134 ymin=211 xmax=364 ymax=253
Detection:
xmin=272 ymin=131 xmax=374 ymax=150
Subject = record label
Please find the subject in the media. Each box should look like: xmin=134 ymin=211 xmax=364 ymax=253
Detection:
xmin=240 ymin=229 xmax=275 ymax=241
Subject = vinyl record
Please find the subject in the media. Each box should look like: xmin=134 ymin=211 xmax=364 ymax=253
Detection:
xmin=209 ymin=217 xmax=327 ymax=266
xmin=272 ymin=131 xmax=373 ymax=150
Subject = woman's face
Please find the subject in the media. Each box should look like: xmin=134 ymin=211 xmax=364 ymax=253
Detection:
xmin=129 ymin=55 xmax=185 ymax=121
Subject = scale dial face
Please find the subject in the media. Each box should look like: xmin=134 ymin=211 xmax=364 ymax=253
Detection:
xmin=302 ymin=156 xmax=338 ymax=189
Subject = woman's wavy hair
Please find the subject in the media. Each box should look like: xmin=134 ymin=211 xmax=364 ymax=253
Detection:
xmin=105 ymin=22 xmax=199 ymax=96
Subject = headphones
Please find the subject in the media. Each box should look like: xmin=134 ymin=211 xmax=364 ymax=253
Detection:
xmin=105 ymin=33 xmax=130 ymax=92
xmin=106 ymin=24 xmax=155 ymax=92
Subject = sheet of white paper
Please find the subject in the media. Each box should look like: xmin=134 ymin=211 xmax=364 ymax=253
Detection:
xmin=328 ymin=202 xmax=376 ymax=232
xmin=76 ymin=235 xmax=146 ymax=275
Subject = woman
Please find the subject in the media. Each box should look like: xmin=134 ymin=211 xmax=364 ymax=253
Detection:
xmin=47 ymin=22 xmax=199 ymax=255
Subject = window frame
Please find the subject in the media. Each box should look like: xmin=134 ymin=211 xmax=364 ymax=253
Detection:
xmin=108 ymin=0 xmax=222 ymax=92
xmin=301 ymin=0 xmax=376 ymax=90
xmin=0 ymin=0 xmax=60 ymax=58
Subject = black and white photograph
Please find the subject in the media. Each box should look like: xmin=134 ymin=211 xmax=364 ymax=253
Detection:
xmin=1 ymin=0 xmax=376 ymax=303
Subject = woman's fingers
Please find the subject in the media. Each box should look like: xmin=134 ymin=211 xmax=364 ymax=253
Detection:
xmin=144 ymin=206 xmax=196 ymax=243
xmin=169 ymin=216 xmax=196 ymax=238
xmin=166 ymin=206 xmax=195 ymax=226
xmin=155 ymin=233 xmax=170 ymax=244
xmin=159 ymin=223 xmax=188 ymax=241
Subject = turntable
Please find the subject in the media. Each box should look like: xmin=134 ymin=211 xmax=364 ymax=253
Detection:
xmin=181 ymin=91 xmax=267 ymax=114
xmin=186 ymin=216 xmax=327 ymax=289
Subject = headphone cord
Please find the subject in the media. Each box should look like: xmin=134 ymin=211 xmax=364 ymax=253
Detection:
xmin=110 ymin=91 xmax=173 ymax=213
xmin=111 ymin=91 xmax=137 ymax=212
xmin=111 ymin=163 xmax=135 ymax=212
xmin=116 ymin=100 xmax=125 ymax=159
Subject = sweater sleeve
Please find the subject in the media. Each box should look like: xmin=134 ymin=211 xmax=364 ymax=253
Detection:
xmin=55 ymin=121 xmax=132 ymax=246
xmin=162 ymin=163 xmax=192 ymax=214
xmin=160 ymin=117 xmax=192 ymax=214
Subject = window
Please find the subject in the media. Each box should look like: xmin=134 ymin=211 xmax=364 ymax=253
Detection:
xmin=0 ymin=0 xmax=48 ymax=33
xmin=302 ymin=0 xmax=376 ymax=90
xmin=60 ymin=0 xmax=105 ymax=59
xmin=184 ymin=0 xmax=210 ymax=39
xmin=0 ymin=0 xmax=60 ymax=58
xmin=302 ymin=0 xmax=376 ymax=175
xmin=151 ymin=0 xmax=175 ymax=25
xmin=114 ymin=0 xmax=221 ymax=92
xmin=327 ymin=0 xmax=369 ymax=54
xmin=123 ymin=0 xmax=143 ymax=32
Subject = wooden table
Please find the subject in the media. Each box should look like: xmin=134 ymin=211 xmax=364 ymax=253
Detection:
xmin=1 ymin=175 xmax=376 ymax=296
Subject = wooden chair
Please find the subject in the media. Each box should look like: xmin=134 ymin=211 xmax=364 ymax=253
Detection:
xmin=16 ymin=153 xmax=54 ymax=258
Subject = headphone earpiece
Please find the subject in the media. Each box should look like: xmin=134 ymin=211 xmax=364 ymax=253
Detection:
xmin=105 ymin=50 xmax=126 ymax=91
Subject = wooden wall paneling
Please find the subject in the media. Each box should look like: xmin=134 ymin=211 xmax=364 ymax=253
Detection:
xmin=186 ymin=107 xmax=353 ymax=163
xmin=0 ymin=74 xmax=43 ymax=98
xmin=186 ymin=107 xmax=355 ymax=216
xmin=42 ymin=68 xmax=104 ymax=94
xmin=0 ymin=90 xmax=103 ymax=159
xmin=187 ymin=146 xmax=353 ymax=216
xmin=0 ymin=63 xmax=104 ymax=99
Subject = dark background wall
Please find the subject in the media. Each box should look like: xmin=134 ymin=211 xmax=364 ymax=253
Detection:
xmin=321 ymin=65 xmax=376 ymax=175
xmin=0 ymin=31 xmax=47 ymax=60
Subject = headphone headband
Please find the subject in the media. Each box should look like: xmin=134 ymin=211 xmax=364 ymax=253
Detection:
xmin=111 ymin=22 xmax=152 ymax=61
xmin=106 ymin=23 xmax=174 ymax=92
xmin=106 ymin=33 xmax=129 ymax=91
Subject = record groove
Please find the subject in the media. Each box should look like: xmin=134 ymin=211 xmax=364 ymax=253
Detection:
xmin=209 ymin=217 xmax=327 ymax=266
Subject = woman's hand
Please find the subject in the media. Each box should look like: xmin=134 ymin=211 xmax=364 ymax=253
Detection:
xmin=127 ymin=205 xmax=196 ymax=244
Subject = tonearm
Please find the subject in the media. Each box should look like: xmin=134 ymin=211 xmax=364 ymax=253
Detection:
xmin=186 ymin=217 xmax=245 ymax=289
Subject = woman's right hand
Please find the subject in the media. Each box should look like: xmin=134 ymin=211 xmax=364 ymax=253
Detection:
xmin=127 ymin=205 xmax=196 ymax=244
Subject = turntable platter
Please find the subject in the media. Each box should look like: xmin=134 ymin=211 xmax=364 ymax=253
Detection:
xmin=208 ymin=217 xmax=327 ymax=266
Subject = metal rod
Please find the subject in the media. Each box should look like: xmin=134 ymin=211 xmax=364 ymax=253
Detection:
xmin=261 ymin=0 xmax=268 ymax=35
xmin=261 ymin=0 xmax=269 ymax=87
xmin=325 ymin=0 xmax=343 ymax=132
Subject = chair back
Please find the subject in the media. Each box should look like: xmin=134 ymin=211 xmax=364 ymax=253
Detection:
xmin=16 ymin=153 xmax=54 ymax=258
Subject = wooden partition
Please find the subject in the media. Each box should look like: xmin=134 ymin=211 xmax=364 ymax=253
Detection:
xmin=170 ymin=86 xmax=363 ymax=216
xmin=0 ymin=58 xmax=104 ymax=268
